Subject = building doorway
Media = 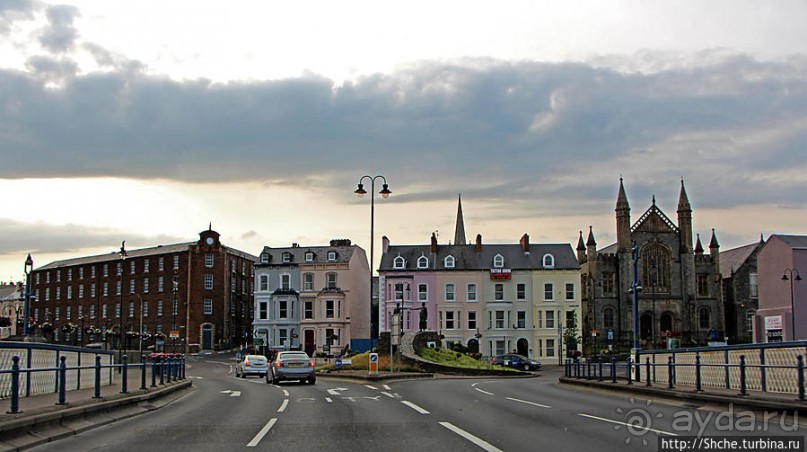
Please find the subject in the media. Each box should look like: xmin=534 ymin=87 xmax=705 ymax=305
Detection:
xmin=304 ymin=329 xmax=315 ymax=356
xmin=516 ymin=338 xmax=529 ymax=356
xmin=640 ymin=313 xmax=653 ymax=340
xmin=202 ymin=324 xmax=213 ymax=350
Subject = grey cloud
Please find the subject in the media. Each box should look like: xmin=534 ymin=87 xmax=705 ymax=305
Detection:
xmin=39 ymin=4 xmax=79 ymax=53
xmin=0 ymin=0 xmax=37 ymax=35
xmin=0 ymin=220 xmax=184 ymax=256
xmin=1 ymin=55 xmax=806 ymax=216
xmin=25 ymin=54 xmax=78 ymax=81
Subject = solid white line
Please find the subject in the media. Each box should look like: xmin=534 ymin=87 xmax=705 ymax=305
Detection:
xmin=474 ymin=387 xmax=494 ymax=396
xmin=247 ymin=418 xmax=277 ymax=447
xmin=364 ymin=385 xmax=378 ymax=390
xmin=277 ymin=399 xmax=289 ymax=413
xmin=439 ymin=422 xmax=503 ymax=452
xmin=401 ymin=401 xmax=430 ymax=414
xmin=578 ymin=413 xmax=678 ymax=436
xmin=506 ymin=397 xmax=551 ymax=408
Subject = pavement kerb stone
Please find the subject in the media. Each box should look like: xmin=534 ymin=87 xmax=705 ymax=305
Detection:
xmin=559 ymin=376 xmax=807 ymax=414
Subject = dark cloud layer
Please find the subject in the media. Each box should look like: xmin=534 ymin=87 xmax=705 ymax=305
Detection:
xmin=1 ymin=53 xmax=805 ymax=214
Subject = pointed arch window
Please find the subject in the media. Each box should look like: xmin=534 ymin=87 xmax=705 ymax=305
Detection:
xmin=444 ymin=255 xmax=455 ymax=268
xmin=393 ymin=256 xmax=406 ymax=269
xmin=641 ymin=244 xmax=672 ymax=293
xmin=417 ymin=255 xmax=429 ymax=269
xmin=493 ymin=254 xmax=505 ymax=268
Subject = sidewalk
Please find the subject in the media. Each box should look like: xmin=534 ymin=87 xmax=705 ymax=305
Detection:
xmin=560 ymin=375 xmax=807 ymax=413
xmin=0 ymin=366 xmax=192 ymax=451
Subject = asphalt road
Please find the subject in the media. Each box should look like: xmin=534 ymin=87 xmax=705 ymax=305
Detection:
xmin=31 ymin=353 xmax=805 ymax=452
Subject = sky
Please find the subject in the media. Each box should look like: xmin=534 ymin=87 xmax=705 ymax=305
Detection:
xmin=1 ymin=0 xmax=806 ymax=282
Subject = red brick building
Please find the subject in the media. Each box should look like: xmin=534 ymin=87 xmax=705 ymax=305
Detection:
xmin=30 ymin=228 xmax=255 ymax=353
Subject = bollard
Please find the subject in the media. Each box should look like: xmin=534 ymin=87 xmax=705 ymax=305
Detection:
xmin=798 ymin=356 xmax=805 ymax=402
xmin=668 ymin=356 xmax=674 ymax=389
xmin=151 ymin=357 xmax=157 ymax=387
xmin=611 ymin=358 xmax=617 ymax=383
xmin=739 ymin=355 xmax=747 ymax=396
xmin=57 ymin=356 xmax=67 ymax=405
xmin=141 ymin=355 xmax=147 ymax=390
xmin=646 ymin=358 xmax=651 ymax=386
xmin=598 ymin=360 xmax=603 ymax=382
xmin=695 ymin=354 xmax=703 ymax=392
xmin=121 ymin=355 xmax=129 ymax=394
xmin=159 ymin=357 xmax=165 ymax=385
xmin=626 ymin=358 xmax=633 ymax=385
xmin=94 ymin=355 xmax=102 ymax=398
xmin=167 ymin=357 xmax=173 ymax=383
xmin=9 ymin=356 xmax=20 ymax=414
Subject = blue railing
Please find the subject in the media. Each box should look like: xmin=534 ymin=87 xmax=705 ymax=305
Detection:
xmin=564 ymin=346 xmax=807 ymax=401
xmin=2 ymin=354 xmax=186 ymax=414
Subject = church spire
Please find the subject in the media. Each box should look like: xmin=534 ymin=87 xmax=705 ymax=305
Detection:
xmin=454 ymin=194 xmax=466 ymax=246
xmin=616 ymin=177 xmax=631 ymax=253
xmin=677 ymin=179 xmax=693 ymax=254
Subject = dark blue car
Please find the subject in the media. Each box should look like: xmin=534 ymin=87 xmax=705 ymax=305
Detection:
xmin=491 ymin=354 xmax=542 ymax=371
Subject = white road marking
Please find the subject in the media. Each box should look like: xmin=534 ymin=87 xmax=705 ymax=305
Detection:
xmin=506 ymin=397 xmax=551 ymax=408
xmin=325 ymin=397 xmax=333 ymax=403
xmin=439 ymin=422 xmax=503 ymax=452
xmin=327 ymin=387 xmax=348 ymax=396
xmin=383 ymin=384 xmax=392 ymax=390
xmin=381 ymin=392 xmax=399 ymax=399
xmin=578 ymin=413 xmax=678 ymax=436
xmin=401 ymin=401 xmax=430 ymax=414
xmin=247 ymin=418 xmax=277 ymax=447
xmin=278 ymin=399 xmax=289 ymax=412
xmin=282 ymin=389 xmax=289 ymax=397
xmin=364 ymin=385 xmax=378 ymax=390
xmin=474 ymin=387 xmax=494 ymax=396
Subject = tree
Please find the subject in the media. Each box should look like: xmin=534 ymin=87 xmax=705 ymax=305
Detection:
xmin=563 ymin=311 xmax=582 ymax=357
xmin=0 ymin=316 xmax=11 ymax=328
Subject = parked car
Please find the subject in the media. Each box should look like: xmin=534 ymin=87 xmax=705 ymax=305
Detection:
xmin=267 ymin=351 xmax=316 ymax=385
xmin=235 ymin=354 xmax=269 ymax=378
xmin=491 ymin=354 xmax=542 ymax=371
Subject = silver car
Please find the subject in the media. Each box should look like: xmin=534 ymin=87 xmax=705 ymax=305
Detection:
xmin=235 ymin=354 xmax=269 ymax=378
xmin=267 ymin=351 xmax=316 ymax=385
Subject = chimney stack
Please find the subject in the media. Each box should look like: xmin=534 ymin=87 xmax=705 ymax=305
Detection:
xmin=520 ymin=233 xmax=530 ymax=253
xmin=475 ymin=234 xmax=483 ymax=252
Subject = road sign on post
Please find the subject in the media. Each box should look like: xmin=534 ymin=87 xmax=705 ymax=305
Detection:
xmin=254 ymin=338 xmax=265 ymax=347
xmin=369 ymin=353 xmax=378 ymax=374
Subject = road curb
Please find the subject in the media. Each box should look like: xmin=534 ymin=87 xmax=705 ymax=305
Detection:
xmin=559 ymin=377 xmax=807 ymax=413
xmin=0 ymin=380 xmax=194 ymax=451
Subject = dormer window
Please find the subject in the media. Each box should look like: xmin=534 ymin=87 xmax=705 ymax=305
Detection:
xmin=327 ymin=251 xmax=337 ymax=262
xmin=542 ymin=254 xmax=555 ymax=268
xmin=282 ymin=252 xmax=292 ymax=263
xmin=260 ymin=254 xmax=269 ymax=263
xmin=417 ymin=255 xmax=429 ymax=269
xmin=393 ymin=256 xmax=406 ymax=269
xmin=444 ymin=255 xmax=455 ymax=268
xmin=493 ymin=254 xmax=505 ymax=268
xmin=305 ymin=251 xmax=315 ymax=262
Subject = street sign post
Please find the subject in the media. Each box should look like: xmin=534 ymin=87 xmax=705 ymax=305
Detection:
xmin=369 ymin=353 xmax=378 ymax=374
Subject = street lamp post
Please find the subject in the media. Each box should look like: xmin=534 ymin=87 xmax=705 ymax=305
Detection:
xmin=354 ymin=175 xmax=391 ymax=351
xmin=172 ymin=273 xmax=178 ymax=353
xmin=783 ymin=268 xmax=802 ymax=341
xmin=630 ymin=241 xmax=642 ymax=352
xmin=23 ymin=254 xmax=33 ymax=337
xmin=118 ymin=241 xmax=127 ymax=369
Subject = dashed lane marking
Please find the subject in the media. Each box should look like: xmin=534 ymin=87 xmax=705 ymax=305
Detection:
xmin=246 ymin=418 xmax=277 ymax=448
xmin=439 ymin=422 xmax=503 ymax=452
xmin=401 ymin=401 xmax=430 ymax=414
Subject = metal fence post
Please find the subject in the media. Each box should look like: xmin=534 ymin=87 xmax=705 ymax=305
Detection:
xmin=181 ymin=356 xmax=186 ymax=379
xmin=57 ymin=356 xmax=67 ymax=405
xmin=167 ymin=358 xmax=173 ymax=383
xmin=140 ymin=355 xmax=147 ymax=390
xmin=121 ymin=355 xmax=128 ymax=394
xmin=739 ymin=355 xmax=747 ymax=396
xmin=94 ymin=355 xmax=102 ymax=398
xmin=9 ymin=356 xmax=20 ymax=414
xmin=724 ymin=349 xmax=731 ymax=390
xmin=598 ymin=361 xmax=603 ymax=382
xmin=159 ymin=357 xmax=165 ymax=385
xmin=797 ymin=355 xmax=805 ymax=402
xmin=646 ymin=357 xmax=651 ymax=386
xmin=695 ymin=353 xmax=702 ymax=392
xmin=611 ymin=358 xmax=617 ymax=383
xmin=760 ymin=348 xmax=767 ymax=392
xmin=151 ymin=358 xmax=157 ymax=387
xmin=635 ymin=355 xmax=641 ymax=383
xmin=668 ymin=356 xmax=674 ymax=389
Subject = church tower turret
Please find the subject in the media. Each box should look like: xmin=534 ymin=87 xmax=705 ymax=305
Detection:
xmin=454 ymin=194 xmax=466 ymax=246
xmin=615 ymin=178 xmax=631 ymax=253
xmin=677 ymin=179 xmax=693 ymax=254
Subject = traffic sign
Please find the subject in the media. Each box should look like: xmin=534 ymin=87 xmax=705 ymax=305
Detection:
xmin=369 ymin=353 xmax=378 ymax=374
xmin=254 ymin=338 xmax=265 ymax=346
xmin=335 ymin=358 xmax=343 ymax=369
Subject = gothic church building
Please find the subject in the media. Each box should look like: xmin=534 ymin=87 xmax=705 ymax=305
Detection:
xmin=579 ymin=179 xmax=723 ymax=351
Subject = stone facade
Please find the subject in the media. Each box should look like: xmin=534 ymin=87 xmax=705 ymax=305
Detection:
xmin=580 ymin=179 xmax=723 ymax=351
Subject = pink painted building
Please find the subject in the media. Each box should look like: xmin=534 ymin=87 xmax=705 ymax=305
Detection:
xmin=755 ymin=234 xmax=807 ymax=342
